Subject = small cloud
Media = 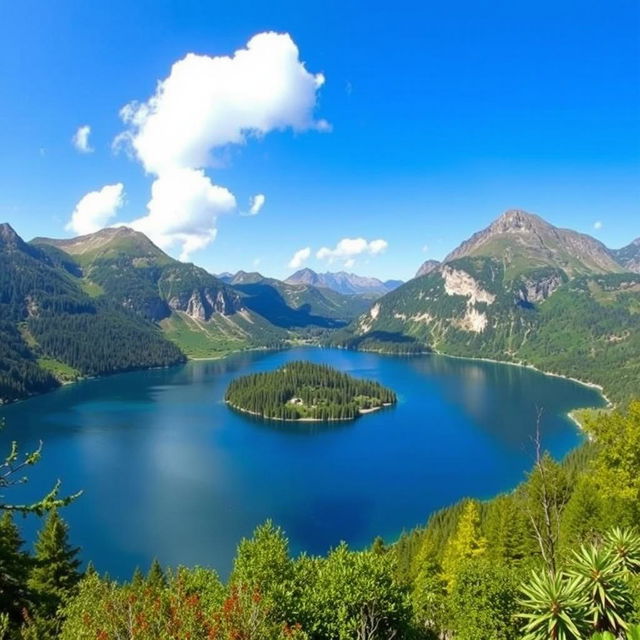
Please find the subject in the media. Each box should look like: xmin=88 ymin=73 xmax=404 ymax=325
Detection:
xmin=422 ymin=244 xmax=429 ymax=253
xmin=253 ymin=257 xmax=261 ymax=267
xmin=248 ymin=193 xmax=265 ymax=216
xmin=39 ymin=148 xmax=46 ymax=157
xmin=316 ymin=237 xmax=388 ymax=266
xmin=288 ymin=247 xmax=311 ymax=269
xmin=72 ymin=125 xmax=93 ymax=153
xmin=593 ymin=221 xmax=603 ymax=230
xmin=345 ymin=81 xmax=353 ymax=95
xmin=66 ymin=183 xmax=125 ymax=235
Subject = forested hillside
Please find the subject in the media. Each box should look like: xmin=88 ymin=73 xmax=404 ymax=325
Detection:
xmin=332 ymin=212 xmax=640 ymax=405
xmin=0 ymin=224 xmax=184 ymax=404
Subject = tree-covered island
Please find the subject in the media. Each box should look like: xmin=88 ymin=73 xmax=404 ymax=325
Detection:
xmin=224 ymin=360 xmax=396 ymax=421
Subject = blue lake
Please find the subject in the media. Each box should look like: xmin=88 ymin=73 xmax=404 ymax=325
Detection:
xmin=0 ymin=347 xmax=604 ymax=579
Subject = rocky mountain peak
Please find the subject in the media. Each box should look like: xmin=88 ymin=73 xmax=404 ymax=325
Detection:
xmin=0 ymin=222 xmax=22 ymax=247
xmin=415 ymin=259 xmax=440 ymax=278
xmin=490 ymin=209 xmax=550 ymax=233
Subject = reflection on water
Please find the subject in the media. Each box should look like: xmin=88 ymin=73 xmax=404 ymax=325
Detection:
xmin=0 ymin=347 xmax=603 ymax=579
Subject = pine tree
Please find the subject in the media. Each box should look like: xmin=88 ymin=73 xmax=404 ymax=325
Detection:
xmin=441 ymin=500 xmax=487 ymax=589
xmin=28 ymin=510 xmax=81 ymax=616
xmin=146 ymin=558 xmax=166 ymax=589
xmin=0 ymin=511 xmax=30 ymax=623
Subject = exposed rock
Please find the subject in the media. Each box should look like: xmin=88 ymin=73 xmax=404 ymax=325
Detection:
xmin=442 ymin=266 xmax=496 ymax=304
xmin=516 ymin=272 xmax=565 ymax=304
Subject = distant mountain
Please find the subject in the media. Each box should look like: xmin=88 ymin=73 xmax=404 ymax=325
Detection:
xmin=285 ymin=268 xmax=403 ymax=296
xmin=215 ymin=272 xmax=234 ymax=283
xmin=331 ymin=210 xmax=640 ymax=403
xmin=0 ymin=224 xmax=185 ymax=403
xmin=415 ymin=260 xmax=440 ymax=278
xmin=612 ymin=238 xmax=640 ymax=273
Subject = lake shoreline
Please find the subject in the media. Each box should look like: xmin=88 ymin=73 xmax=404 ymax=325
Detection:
xmin=225 ymin=399 xmax=393 ymax=422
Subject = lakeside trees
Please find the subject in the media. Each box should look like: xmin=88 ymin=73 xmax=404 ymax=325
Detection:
xmin=1 ymin=403 xmax=640 ymax=638
xmin=225 ymin=361 xmax=396 ymax=421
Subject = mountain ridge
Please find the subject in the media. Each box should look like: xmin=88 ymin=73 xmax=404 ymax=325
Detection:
xmin=285 ymin=268 xmax=403 ymax=296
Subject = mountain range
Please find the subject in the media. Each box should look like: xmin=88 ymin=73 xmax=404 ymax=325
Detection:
xmin=285 ymin=268 xmax=403 ymax=296
xmin=0 ymin=225 xmax=381 ymax=403
xmin=2 ymin=209 xmax=639 ymax=405
xmin=332 ymin=210 xmax=640 ymax=403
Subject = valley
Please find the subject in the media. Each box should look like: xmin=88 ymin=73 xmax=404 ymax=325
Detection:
xmin=2 ymin=208 xmax=639 ymax=407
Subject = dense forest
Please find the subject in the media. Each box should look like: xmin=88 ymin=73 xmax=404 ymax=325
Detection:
xmin=224 ymin=361 xmax=396 ymax=421
xmin=2 ymin=402 xmax=640 ymax=639
xmin=0 ymin=226 xmax=186 ymax=404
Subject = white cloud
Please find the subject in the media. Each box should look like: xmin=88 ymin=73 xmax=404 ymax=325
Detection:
xmin=288 ymin=246 xmax=311 ymax=269
xmin=127 ymin=168 xmax=236 ymax=261
xmin=594 ymin=221 xmax=603 ymax=230
xmin=113 ymin=32 xmax=327 ymax=259
xmin=422 ymin=244 xmax=429 ymax=253
xmin=316 ymin=237 xmax=388 ymax=265
xmin=65 ymin=183 xmax=124 ymax=235
xmin=72 ymin=125 xmax=93 ymax=153
xmin=248 ymin=193 xmax=266 ymax=215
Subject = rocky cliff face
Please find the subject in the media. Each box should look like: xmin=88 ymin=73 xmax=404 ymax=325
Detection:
xmin=167 ymin=287 xmax=241 ymax=321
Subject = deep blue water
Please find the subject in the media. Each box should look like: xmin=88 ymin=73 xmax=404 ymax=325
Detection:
xmin=0 ymin=348 xmax=604 ymax=579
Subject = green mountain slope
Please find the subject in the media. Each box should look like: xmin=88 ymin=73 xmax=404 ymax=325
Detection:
xmin=32 ymin=228 xmax=368 ymax=360
xmin=0 ymin=224 xmax=185 ymax=403
xmin=331 ymin=211 xmax=640 ymax=403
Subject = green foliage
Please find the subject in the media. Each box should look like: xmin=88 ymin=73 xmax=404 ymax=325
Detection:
xmin=518 ymin=569 xmax=591 ymax=640
xmin=0 ymin=512 xmax=30 ymax=625
xmin=225 ymin=360 xmax=396 ymax=421
xmin=568 ymin=544 xmax=634 ymax=633
xmin=441 ymin=500 xmax=487 ymax=588
xmin=27 ymin=510 xmax=81 ymax=617
xmin=447 ymin=560 xmax=521 ymax=640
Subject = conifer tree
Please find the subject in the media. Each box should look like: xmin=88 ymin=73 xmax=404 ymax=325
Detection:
xmin=146 ymin=558 xmax=166 ymax=589
xmin=441 ymin=500 xmax=487 ymax=588
xmin=0 ymin=511 xmax=31 ymax=623
xmin=28 ymin=510 xmax=81 ymax=616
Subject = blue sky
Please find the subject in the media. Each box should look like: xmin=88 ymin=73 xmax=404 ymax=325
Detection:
xmin=0 ymin=0 xmax=638 ymax=281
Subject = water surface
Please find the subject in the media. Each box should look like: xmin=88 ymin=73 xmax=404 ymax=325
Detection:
xmin=0 ymin=348 xmax=603 ymax=578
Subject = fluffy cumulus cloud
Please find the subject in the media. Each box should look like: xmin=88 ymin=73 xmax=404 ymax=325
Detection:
xmin=127 ymin=168 xmax=236 ymax=261
xmin=72 ymin=125 xmax=93 ymax=153
xmin=316 ymin=237 xmax=388 ymax=265
xmin=66 ymin=183 xmax=124 ymax=235
xmin=248 ymin=193 xmax=266 ymax=215
xmin=288 ymin=246 xmax=311 ymax=269
xmin=113 ymin=32 xmax=327 ymax=259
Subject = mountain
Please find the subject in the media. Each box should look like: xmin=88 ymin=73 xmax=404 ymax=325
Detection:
xmin=442 ymin=209 xmax=622 ymax=276
xmin=32 ymin=228 xmax=289 ymax=359
xmin=31 ymin=228 xmax=372 ymax=363
xmin=0 ymin=224 xmax=185 ymax=403
xmin=415 ymin=259 xmax=440 ymax=278
xmin=285 ymin=268 xmax=403 ymax=296
xmin=612 ymin=238 xmax=640 ymax=273
xmin=331 ymin=210 xmax=640 ymax=403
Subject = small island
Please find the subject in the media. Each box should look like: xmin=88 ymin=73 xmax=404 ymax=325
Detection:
xmin=225 ymin=360 xmax=396 ymax=421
